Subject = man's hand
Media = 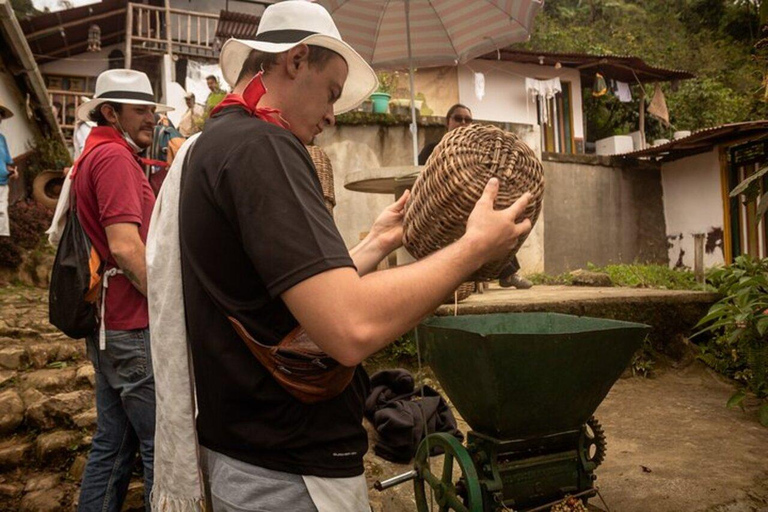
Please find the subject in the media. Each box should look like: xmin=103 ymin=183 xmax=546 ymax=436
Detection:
xmin=463 ymin=178 xmax=532 ymax=265
xmin=368 ymin=190 xmax=410 ymax=254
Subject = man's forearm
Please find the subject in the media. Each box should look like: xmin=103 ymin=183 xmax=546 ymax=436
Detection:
xmin=349 ymin=233 xmax=392 ymax=276
xmin=284 ymin=234 xmax=483 ymax=365
xmin=113 ymin=245 xmax=148 ymax=296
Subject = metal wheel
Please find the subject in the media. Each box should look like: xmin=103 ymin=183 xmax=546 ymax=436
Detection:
xmin=583 ymin=416 xmax=607 ymax=467
xmin=413 ymin=433 xmax=484 ymax=512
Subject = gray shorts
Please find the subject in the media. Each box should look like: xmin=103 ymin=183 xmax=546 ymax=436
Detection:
xmin=201 ymin=447 xmax=318 ymax=512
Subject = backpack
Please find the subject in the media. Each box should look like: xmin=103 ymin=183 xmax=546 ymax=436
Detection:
xmin=48 ymin=189 xmax=104 ymax=339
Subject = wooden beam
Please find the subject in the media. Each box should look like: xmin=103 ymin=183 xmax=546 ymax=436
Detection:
xmin=42 ymin=31 xmax=124 ymax=59
xmin=25 ymin=8 xmax=127 ymax=41
xmin=165 ymin=0 xmax=174 ymax=81
xmin=639 ymin=86 xmax=646 ymax=149
xmin=125 ymin=4 xmax=133 ymax=68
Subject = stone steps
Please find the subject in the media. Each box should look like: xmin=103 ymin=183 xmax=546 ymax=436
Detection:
xmin=0 ymin=287 xmax=144 ymax=511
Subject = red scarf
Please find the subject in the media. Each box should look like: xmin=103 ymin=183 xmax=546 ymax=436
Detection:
xmin=70 ymin=126 xmax=166 ymax=178
xmin=209 ymin=72 xmax=290 ymax=129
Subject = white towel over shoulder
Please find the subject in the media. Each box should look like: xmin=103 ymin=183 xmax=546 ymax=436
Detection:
xmin=146 ymin=133 xmax=205 ymax=512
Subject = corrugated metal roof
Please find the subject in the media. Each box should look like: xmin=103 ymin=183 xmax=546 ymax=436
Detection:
xmin=618 ymin=121 xmax=768 ymax=161
xmin=480 ymin=49 xmax=695 ymax=84
xmin=215 ymin=9 xmax=259 ymax=40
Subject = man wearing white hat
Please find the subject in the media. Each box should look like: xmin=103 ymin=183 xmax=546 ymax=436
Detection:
xmin=176 ymin=1 xmax=531 ymax=511
xmin=71 ymin=68 xmax=171 ymax=512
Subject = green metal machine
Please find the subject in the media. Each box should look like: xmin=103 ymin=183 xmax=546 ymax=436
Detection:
xmin=375 ymin=313 xmax=650 ymax=512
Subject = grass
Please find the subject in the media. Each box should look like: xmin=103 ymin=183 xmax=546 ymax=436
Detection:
xmin=529 ymin=263 xmax=702 ymax=290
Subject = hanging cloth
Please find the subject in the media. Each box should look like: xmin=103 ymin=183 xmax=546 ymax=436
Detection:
xmin=525 ymin=77 xmax=562 ymax=125
xmin=614 ymin=81 xmax=632 ymax=103
xmin=647 ymin=82 xmax=670 ymax=126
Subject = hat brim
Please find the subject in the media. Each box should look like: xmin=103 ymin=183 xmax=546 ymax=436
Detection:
xmin=0 ymin=106 xmax=13 ymax=120
xmin=220 ymin=34 xmax=378 ymax=114
xmin=76 ymin=98 xmax=174 ymax=123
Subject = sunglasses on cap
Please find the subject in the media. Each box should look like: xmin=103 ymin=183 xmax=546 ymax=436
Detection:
xmin=450 ymin=114 xmax=473 ymax=124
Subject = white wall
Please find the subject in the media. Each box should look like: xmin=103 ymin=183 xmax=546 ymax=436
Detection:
xmin=0 ymin=70 xmax=40 ymax=157
xmin=38 ymin=43 xmax=122 ymax=79
xmin=661 ymin=148 xmax=725 ymax=269
xmin=457 ymin=60 xmax=584 ymax=141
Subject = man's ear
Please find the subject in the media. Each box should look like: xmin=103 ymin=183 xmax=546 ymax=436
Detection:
xmin=286 ymin=44 xmax=311 ymax=79
xmin=100 ymin=103 xmax=118 ymax=124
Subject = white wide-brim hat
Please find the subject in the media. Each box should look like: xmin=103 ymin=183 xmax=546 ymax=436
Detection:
xmin=219 ymin=0 xmax=377 ymax=115
xmin=77 ymin=69 xmax=173 ymax=122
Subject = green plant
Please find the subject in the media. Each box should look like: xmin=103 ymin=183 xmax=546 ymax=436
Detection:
xmin=375 ymin=71 xmax=399 ymax=95
xmin=0 ymin=200 xmax=53 ymax=269
xmin=528 ymin=264 xmax=699 ymax=290
xmin=25 ymin=135 xmax=71 ymax=179
xmin=693 ymin=255 xmax=768 ymax=426
xmin=587 ymin=263 xmax=700 ymax=290
xmin=631 ymin=336 xmax=656 ymax=378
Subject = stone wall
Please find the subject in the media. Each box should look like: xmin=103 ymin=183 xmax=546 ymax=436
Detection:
xmin=542 ymin=153 xmax=668 ymax=274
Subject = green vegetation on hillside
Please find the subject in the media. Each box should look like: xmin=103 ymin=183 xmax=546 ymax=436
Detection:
xmin=520 ymin=0 xmax=767 ymax=141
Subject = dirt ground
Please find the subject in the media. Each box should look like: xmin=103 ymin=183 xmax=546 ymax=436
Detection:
xmin=594 ymin=362 xmax=768 ymax=512
xmin=366 ymin=362 xmax=768 ymax=512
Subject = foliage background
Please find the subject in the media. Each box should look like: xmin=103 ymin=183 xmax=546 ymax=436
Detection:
xmin=519 ymin=0 xmax=767 ymax=141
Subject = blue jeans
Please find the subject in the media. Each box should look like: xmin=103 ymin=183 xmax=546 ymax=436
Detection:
xmin=78 ymin=328 xmax=155 ymax=512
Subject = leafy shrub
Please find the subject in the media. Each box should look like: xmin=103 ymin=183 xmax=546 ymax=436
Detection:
xmin=0 ymin=200 xmax=52 ymax=268
xmin=529 ymin=264 xmax=699 ymax=290
xmin=589 ymin=263 xmax=699 ymax=290
xmin=694 ymin=255 xmax=768 ymax=426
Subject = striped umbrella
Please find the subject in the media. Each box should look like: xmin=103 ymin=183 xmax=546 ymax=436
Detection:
xmin=316 ymin=0 xmax=545 ymax=164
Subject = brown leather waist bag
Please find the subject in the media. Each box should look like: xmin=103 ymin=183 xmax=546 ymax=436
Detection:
xmin=227 ymin=316 xmax=356 ymax=404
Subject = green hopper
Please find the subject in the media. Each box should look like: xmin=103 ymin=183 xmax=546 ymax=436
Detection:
xmin=375 ymin=312 xmax=650 ymax=511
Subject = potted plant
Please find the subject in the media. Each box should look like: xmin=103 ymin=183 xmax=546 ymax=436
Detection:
xmin=371 ymin=71 xmax=398 ymax=114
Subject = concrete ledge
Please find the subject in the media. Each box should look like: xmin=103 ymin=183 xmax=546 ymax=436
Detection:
xmin=435 ymin=285 xmax=720 ymax=357
xmin=543 ymin=152 xmax=660 ymax=172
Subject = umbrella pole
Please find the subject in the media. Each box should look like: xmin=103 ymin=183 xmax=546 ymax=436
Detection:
xmin=405 ymin=0 xmax=419 ymax=166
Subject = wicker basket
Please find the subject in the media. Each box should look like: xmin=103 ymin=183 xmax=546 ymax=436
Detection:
xmin=307 ymin=145 xmax=336 ymax=216
xmin=403 ymin=124 xmax=544 ymax=281
xmin=442 ymin=281 xmax=475 ymax=304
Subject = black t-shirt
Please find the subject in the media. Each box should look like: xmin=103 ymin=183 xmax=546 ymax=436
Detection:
xmin=179 ymin=106 xmax=370 ymax=477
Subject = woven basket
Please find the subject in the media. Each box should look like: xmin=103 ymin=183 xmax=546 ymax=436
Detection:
xmin=403 ymin=124 xmax=544 ymax=281
xmin=442 ymin=281 xmax=475 ymax=304
xmin=307 ymin=145 xmax=336 ymax=215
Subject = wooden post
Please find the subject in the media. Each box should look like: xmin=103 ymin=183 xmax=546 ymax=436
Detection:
xmin=693 ymin=233 xmax=705 ymax=284
xmin=125 ymin=3 xmax=133 ymax=69
xmin=164 ymin=0 xmax=173 ymax=70
xmin=638 ymin=85 xmax=646 ymax=149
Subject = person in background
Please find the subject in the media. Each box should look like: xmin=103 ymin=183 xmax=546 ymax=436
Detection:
xmin=178 ymin=92 xmax=205 ymax=137
xmin=418 ymin=103 xmax=473 ymax=165
xmin=0 ymin=102 xmax=18 ymax=237
xmin=204 ymin=75 xmax=227 ymax=115
xmin=418 ymin=104 xmax=533 ymax=290
xmin=72 ymin=68 xmax=172 ymax=512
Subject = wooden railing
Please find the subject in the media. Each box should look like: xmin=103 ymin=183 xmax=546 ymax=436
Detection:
xmin=126 ymin=3 xmax=220 ymax=62
xmin=47 ymin=90 xmax=87 ymax=135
